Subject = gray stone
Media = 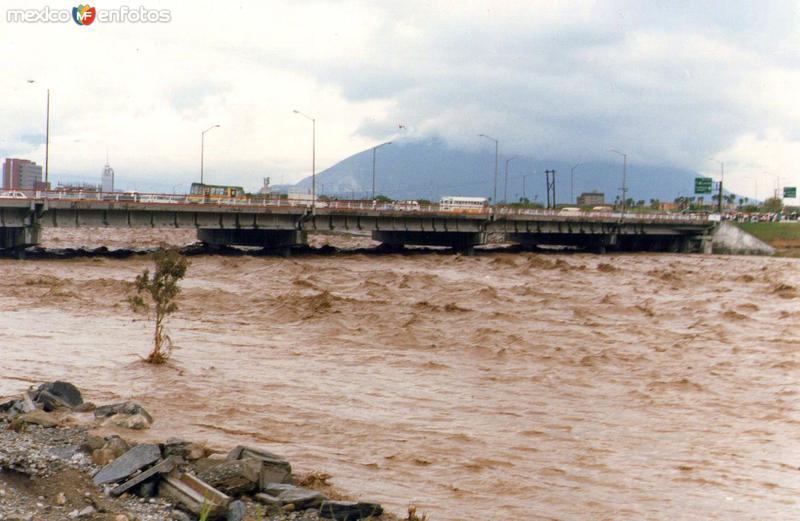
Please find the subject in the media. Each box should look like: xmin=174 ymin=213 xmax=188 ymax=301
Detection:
xmin=34 ymin=381 xmax=83 ymax=410
xmin=197 ymin=459 xmax=261 ymax=496
xmin=227 ymin=500 xmax=246 ymax=521
xmin=94 ymin=401 xmax=153 ymax=422
xmin=319 ymin=501 xmax=384 ymax=521
xmin=92 ymin=444 xmax=161 ymax=485
xmin=258 ymin=483 xmax=326 ymax=510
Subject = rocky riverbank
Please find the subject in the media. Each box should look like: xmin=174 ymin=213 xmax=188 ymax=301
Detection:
xmin=0 ymin=382 xmax=401 ymax=521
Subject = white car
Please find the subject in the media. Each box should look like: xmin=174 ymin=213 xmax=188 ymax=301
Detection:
xmin=0 ymin=191 xmax=27 ymax=199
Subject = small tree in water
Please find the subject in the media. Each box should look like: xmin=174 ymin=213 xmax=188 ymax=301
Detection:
xmin=129 ymin=249 xmax=189 ymax=364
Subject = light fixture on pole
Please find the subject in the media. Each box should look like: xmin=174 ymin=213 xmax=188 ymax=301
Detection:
xmin=504 ymin=156 xmax=517 ymax=204
xmin=293 ymin=110 xmax=316 ymax=210
xmin=570 ymin=163 xmax=582 ymax=204
xmin=609 ymin=149 xmax=628 ymax=214
xmin=478 ymin=134 xmax=499 ymax=204
xmin=371 ymin=141 xmax=392 ymax=200
xmin=200 ymin=124 xmax=220 ymax=185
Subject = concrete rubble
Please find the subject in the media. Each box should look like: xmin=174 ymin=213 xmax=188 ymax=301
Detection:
xmin=0 ymin=381 xmax=389 ymax=521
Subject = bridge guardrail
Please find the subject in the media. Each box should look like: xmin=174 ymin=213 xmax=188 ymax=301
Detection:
xmin=0 ymin=189 xmax=712 ymax=224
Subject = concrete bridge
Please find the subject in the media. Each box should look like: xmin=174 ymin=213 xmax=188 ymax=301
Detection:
xmin=0 ymin=195 xmax=715 ymax=255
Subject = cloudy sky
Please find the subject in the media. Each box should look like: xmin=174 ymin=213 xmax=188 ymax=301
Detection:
xmin=1 ymin=0 xmax=798 ymax=198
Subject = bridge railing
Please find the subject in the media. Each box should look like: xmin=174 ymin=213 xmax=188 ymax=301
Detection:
xmin=0 ymin=189 xmax=712 ymax=224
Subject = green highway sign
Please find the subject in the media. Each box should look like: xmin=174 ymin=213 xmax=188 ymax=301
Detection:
xmin=694 ymin=177 xmax=713 ymax=194
xmin=784 ymin=186 xmax=797 ymax=198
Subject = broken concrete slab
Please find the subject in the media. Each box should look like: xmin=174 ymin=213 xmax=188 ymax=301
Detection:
xmin=110 ymin=456 xmax=177 ymax=497
xmin=196 ymin=459 xmax=261 ymax=496
xmin=158 ymin=471 xmax=230 ymax=520
xmin=319 ymin=501 xmax=384 ymax=521
xmin=226 ymin=445 xmax=292 ymax=486
xmin=92 ymin=444 xmax=161 ymax=485
xmin=256 ymin=483 xmax=326 ymax=510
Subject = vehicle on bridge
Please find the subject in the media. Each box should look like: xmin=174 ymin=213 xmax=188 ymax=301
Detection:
xmin=0 ymin=191 xmax=28 ymax=199
xmin=440 ymin=196 xmax=488 ymax=212
xmin=188 ymin=183 xmax=246 ymax=203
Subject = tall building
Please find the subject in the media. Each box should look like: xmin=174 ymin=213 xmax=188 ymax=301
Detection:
xmin=101 ymin=160 xmax=115 ymax=193
xmin=577 ymin=191 xmax=605 ymax=206
xmin=2 ymin=158 xmax=42 ymax=191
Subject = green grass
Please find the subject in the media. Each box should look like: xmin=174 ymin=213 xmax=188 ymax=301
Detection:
xmin=734 ymin=221 xmax=800 ymax=245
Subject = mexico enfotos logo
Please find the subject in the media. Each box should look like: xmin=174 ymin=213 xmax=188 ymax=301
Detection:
xmin=6 ymin=4 xmax=171 ymax=24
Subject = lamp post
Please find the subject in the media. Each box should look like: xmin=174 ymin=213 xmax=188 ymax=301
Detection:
xmin=522 ymin=172 xmax=536 ymax=203
xmin=504 ymin=155 xmax=516 ymax=204
xmin=708 ymin=159 xmax=724 ymax=214
xmin=478 ymin=134 xmax=499 ymax=204
xmin=200 ymin=124 xmax=220 ymax=185
xmin=570 ymin=163 xmax=582 ymax=204
xmin=371 ymin=141 xmax=392 ymax=200
xmin=293 ymin=110 xmax=316 ymax=210
xmin=27 ymin=80 xmax=49 ymax=188
xmin=609 ymin=150 xmax=628 ymax=214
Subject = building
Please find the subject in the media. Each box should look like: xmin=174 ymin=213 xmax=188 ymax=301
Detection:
xmin=577 ymin=191 xmax=605 ymax=206
xmin=2 ymin=158 xmax=42 ymax=191
xmin=101 ymin=160 xmax=115 ymax=193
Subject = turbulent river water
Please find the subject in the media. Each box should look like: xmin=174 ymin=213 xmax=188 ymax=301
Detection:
xmin=1 ymin=229 xmax=799 ymax=520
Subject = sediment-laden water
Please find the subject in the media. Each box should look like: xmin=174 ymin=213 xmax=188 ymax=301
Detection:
xmin=1 ymin=229 xmax=799 ymax=520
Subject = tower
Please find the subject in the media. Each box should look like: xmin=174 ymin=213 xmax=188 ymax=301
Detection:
xmin=101 ymin=155 xmax=114 ymax=193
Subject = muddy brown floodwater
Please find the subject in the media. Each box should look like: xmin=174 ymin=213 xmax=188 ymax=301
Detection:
xmin=2 ymin=229 xmax=800 ymax=520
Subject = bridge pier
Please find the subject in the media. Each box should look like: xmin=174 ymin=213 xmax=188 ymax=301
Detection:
xmin=372 ymin=231 xmax=486 ymax=251
xmin=197 ymin=229 xmax=307 ymax=254
xmin=0 ymin=226 xmax=40 ymax=254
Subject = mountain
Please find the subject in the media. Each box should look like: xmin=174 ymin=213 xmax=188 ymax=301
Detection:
xmin=289 ymin=138 xmax=706 ymax=205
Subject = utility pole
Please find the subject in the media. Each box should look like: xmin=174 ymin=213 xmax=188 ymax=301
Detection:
xmin=545 ymin=169 xmax=556 ymax=209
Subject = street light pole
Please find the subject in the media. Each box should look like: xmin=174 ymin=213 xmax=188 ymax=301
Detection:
xmin=45 ymin=89 xmax=50 ymax=187
xmin=200 ymin=124 xmax=220 ymax=185
xmin=570 ymin=163 xmax=582 ymax=204
xmin=27 ymin=81 xmax=50 ymax=187
xmin=610 ymin=150 xmax=628 ymax=214
xmin=293 ymin=110 xmax=316 ymax=210
xmin=504 ymin=156 xmax=516 ymax=204
xmin=371 ymin=141 xmax=392 ymax=200
xmin=478 ymin=134 xmax=499 ymax=204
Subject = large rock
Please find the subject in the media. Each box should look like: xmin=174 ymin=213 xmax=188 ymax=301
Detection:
xmin=94 ymin=402 xmax=153 ymax=430
xmin=92 ymin=444 xmax=161 ymax=485
xmin=256 ymin=483 xmax=326 ymax=510
xmin=319 ymin=501 xmax=384 ymax=521
xmin=34 ymin=381 xmax=83 ymax=410
xmin=226 ymin=445 xmax=292 ymax=486
xmin=196 ymin=459 xmax=261 ymax=496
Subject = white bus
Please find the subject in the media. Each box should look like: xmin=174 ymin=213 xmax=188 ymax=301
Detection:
xmin=439 ymin=196 xmax=488 ymax=212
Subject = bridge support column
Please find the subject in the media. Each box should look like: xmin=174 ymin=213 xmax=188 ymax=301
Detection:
xmin=372 ymin=231 xmax=485 ymax=251
xmin=198 ymin=229 xmax=307 ymax=253
xmin=0 ymin=226 xmax=40 ymax=253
